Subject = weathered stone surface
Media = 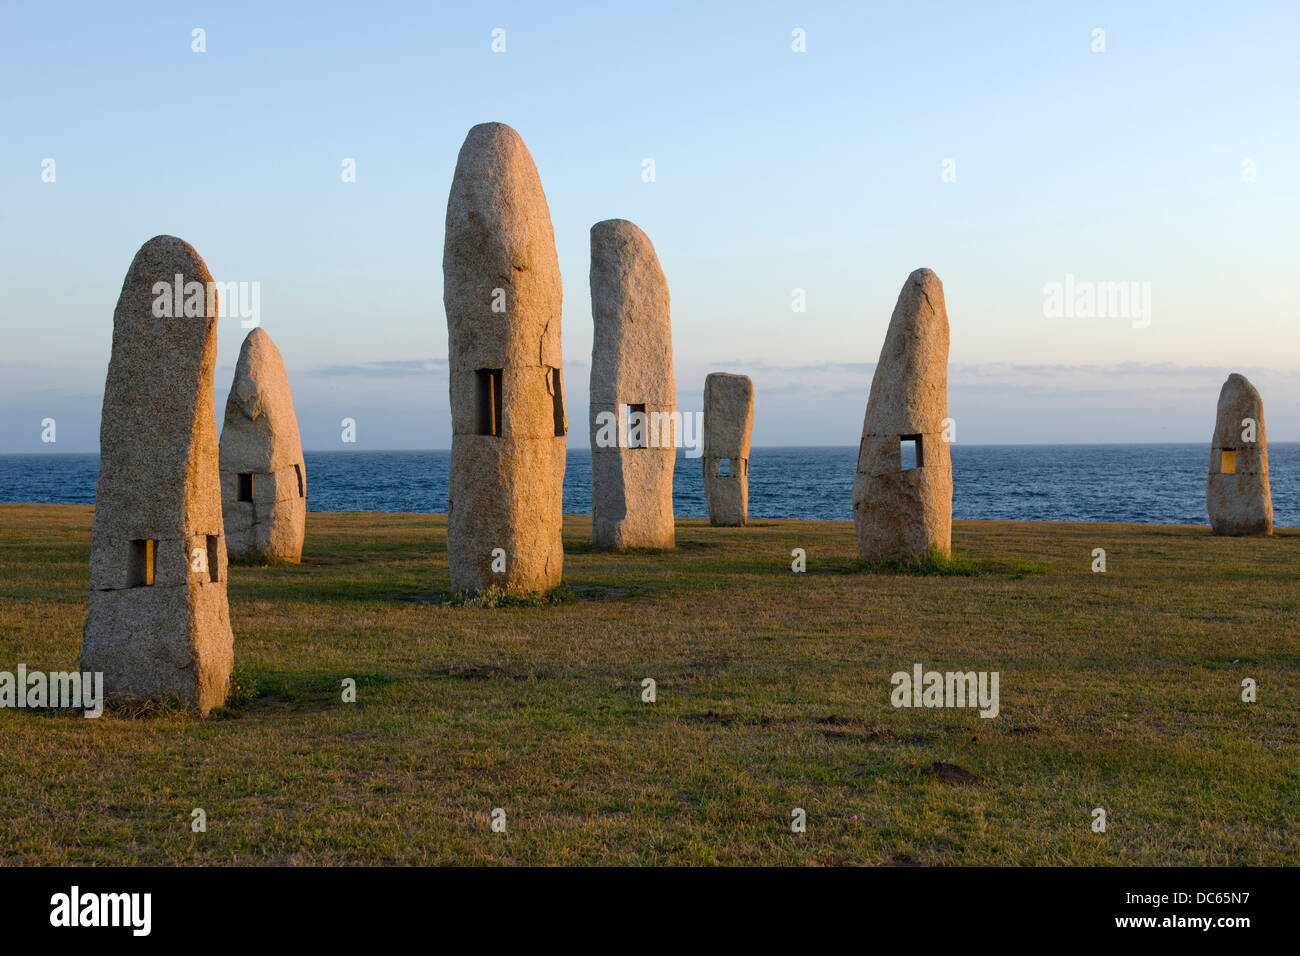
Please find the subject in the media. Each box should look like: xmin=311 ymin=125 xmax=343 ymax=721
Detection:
xmin=851 ymin=268 xmax=952 ymax=563
xmin=219 ymin=328 xmax=306 ymax=562
xmin=82 ymin=235 xmax=233 ymax=715
xmin=444 ymin=122 xmax=566 ymax=593
xmin=702 ymin=373 xmax=753 ymax=526
xmin=1207 ymin=373 xmax=1272 ymax=535
xmin=589 ymin=219 xmax=675 ymax=549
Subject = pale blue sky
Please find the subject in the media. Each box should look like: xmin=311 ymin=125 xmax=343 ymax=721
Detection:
xmin=2 ymin=0 xmax=1297 ymax=451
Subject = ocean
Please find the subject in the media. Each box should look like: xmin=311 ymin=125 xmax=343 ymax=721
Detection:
xmin=2 ymin=445 xmax=1297 ymax=526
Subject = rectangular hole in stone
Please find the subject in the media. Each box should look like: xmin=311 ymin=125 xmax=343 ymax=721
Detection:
xmin=295 ymin=463 xmax=304 ymax=497
xmin=627 ymin=403 xmax=648 ymax=448
xmin=1221 ymin=449 xmax=1237 ymax=474
xmin=551 ymin=368 xmax=566 ymax=437
xmin=128 ymin=539 xmax=155 ymax=587
xmin=900 ymin=435 xmax=923 ymax=471
xmin=238 ymin=473 xmax=254 ymax=502
xmin=719 ymin=457 xmax=732 ymax=477
xmin=206 ymin=535 xmax=219 ymax=582
xmin=475 ymin=369 xmax=502 ymax=436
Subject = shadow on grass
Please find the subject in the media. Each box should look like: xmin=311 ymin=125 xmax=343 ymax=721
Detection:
xmin=439 ymin=584 xmax=578 ymax=608
xmin=214 ymin=668 xmax=396 ymax=718
xmin=848 ymin=547 xmax=1053 ymax=579
xmin=564 ymin=540 xmax=681 ymax=556
xmin=423 ymin=662 xmax=578 ymax=682
xmin=234 ymin=576 xmax=442 ymax=605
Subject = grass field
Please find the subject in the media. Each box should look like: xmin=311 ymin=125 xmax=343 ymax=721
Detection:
xmin=1 ymin=502 xmax=1297 ymax=865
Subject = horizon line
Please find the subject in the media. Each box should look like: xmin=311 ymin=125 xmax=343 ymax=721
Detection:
xmin=7 ymin=441 xmax=1300 ymax=457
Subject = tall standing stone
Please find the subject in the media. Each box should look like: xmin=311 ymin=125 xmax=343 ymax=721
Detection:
xmin=444 ymin=122 xmax=566 ymax=593
xmin=589 ymin=219 xmax=676 ymax=549
xmin=851 ymin=268 xmax=952 ymax=563
xmin=219 ymin=328 xmax=307 ymax=562
xmin=1207 ymin=373 xmax=1272 ymax=535
xmin=82 ymin=235 xmax=233 ymax=714
xmin=702 ymin=373 xmax=754 ymax=526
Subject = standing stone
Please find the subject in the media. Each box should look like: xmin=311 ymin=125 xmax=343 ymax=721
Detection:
xmin=851 ymin=268 xmax=952 ymax=563
xmin=219 ymin=328 xmax=306 ymax=562
xmin=444 ymin=122 xmax=566 ymax=593
xmin=1207 ymin=373 xmax=1272 ymax=535
xmin=589 ymin=219 xmax=676 ymax=549
xmin=702 ymin=373 xmax=754 ymax=526
xmin=82 ymin=236 xmax=233 ymax=715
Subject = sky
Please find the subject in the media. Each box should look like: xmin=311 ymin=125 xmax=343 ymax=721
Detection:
xmin=1 ymin=0 xmax=1297 ymax=452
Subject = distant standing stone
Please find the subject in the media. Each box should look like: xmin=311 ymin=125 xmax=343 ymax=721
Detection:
xmin=219 ymin=328 xmax=306 ymax=562
xmin=702 ymin=373 xmax=754 ymax=526
xmin=444 ymin=122 xmax=566 ymax=593
xmin=851 ymin=268 xmax=952 ymax=563
xmin=589 ymin=219 xmax=676 ymax=549
xmin=82 ymin=235 xmax=234 ymax=715
xmin=1206 ymin=373 xmax=1272 ymax=535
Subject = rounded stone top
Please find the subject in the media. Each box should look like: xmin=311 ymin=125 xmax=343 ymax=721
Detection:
xmin=446 ymin=123 xmax=547 ymax=217
xmin=444 ymin=121 xmax=554 ymax=259
xmin=705 ymin=372 xmax=754 ymax=388
xmin=126 ymin=234 xmax=212 ymax=284
xmin=1214 ymin=373 xmax=1265 ymax=437
xmin=458 ymin=122 xmax=529 ymax=166
xmin=235 ymin=327 xmax=285 ymax=377
xmin=590 ymin=220 xmax=662 ymax=273
xmin=907 ymin=267 xmax=943 ymax=294
xmin=468 ymin=121 xmax=519 ymax=138
xmin=860 ymin=268 xmax=950 ymax=436
xmin=220 ymin=326 xmax=302 ymax=472
xmin=592 ymin=218 xmax=647 ymax=242
xmin=1221 ymin=372 xmax=1260 ymax=401
xmin=893 ymin=267 xmax=948 ymax=327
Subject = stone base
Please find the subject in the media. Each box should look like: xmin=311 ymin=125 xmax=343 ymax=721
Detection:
xmin=852 ymin=438 xmax=952 ymax=563
xmin=82 ymin=581 xmax=233 ymax=715
xmin=221 ymin=464 xmax=305 ymax=562
xmin=448 ymin=434 xmax=565 ymax=593
xmin=703 ymin=456 xmax=747 ymax=526
xmin=1207 ymin=474 xmax=1272 ymax=535
xmin=224 ymin=499 xmax=306 ymax=562
xmin=592 ymin=446 xmax=675 ymax=549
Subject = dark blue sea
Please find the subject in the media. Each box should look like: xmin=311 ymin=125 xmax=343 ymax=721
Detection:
xmin=2 ymin=446 xmax=1298 ymax=526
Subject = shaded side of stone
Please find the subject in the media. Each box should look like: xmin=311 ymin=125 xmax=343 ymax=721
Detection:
xmin=589 ymin=219 xmax=676 ymax=549
xmin=219 ymin=328 xmax=306 ymax=562
xmin=1207 ymin=372 xmax=1272 ymax=535
xmin=702 ymin=373 xmax=753 ymax=526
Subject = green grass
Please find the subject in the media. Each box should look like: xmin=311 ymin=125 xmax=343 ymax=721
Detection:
xmin=0 ymin=503 xmax=1297 ymax=865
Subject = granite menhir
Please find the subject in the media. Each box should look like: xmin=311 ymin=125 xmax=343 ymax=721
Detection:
xmin=589 ymin=219 xmax=676 ymax=549
xmin=852 ymin=268 xmax=953 ymax=563
xmin=1206 ymin=372 xmax=1272 ymax=535
xmin=82 ymin=235 xmax=234 ymax=715
xmin=444 ymin=122 xmax=567 ymax=593
xmin=219 ymin=328 xmax=306 ymax=562
xmin=702 ymin=373 xmax=754 ymax=526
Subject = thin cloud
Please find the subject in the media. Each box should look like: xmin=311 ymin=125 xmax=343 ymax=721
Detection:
xmin=311 ymin=357 xmax=592 ymax=378
xmin=708 ymin=359 xmax=875 ymax=375
xmin=706 ymin=359 xmax=1287 ymax=380
xmin=313 ymin=358 xmax=448 ymax=377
